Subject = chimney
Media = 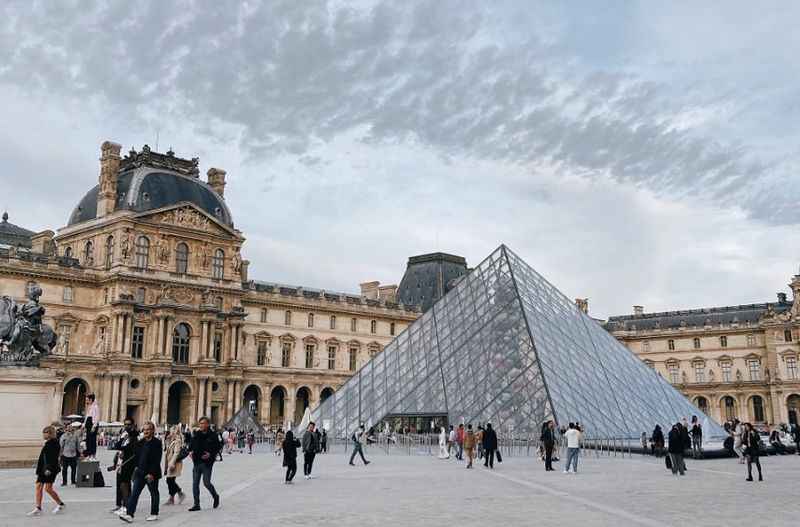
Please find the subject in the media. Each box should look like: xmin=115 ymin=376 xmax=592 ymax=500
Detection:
xmin=207 ymin=168 xmax=227 ymax=198
xmin=633 ymin=305 xmax=644 ymax=316
xmin=378 ymin=284 xmax=398 ymax=302
xmin=360 ymin=281 xmax=380 ymax=300
xmin=575 ymin=298 xmax=588 ymax=314
xmin=97 ymin=141 xmax=122 ymax=217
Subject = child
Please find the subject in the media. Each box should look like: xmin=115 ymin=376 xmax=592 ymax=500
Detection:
xmin=28 ymin=426 xmax=65 ymax=516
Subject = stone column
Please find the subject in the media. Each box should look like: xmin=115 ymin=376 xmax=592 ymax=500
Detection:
xmin=104 ymin=374 xmax=114 ymax=421
xmin=119 ymin=375 xmax=129 ymax=421
xmin=151 ymin=376 xmax=161 ymax=424
xmin=205 ymin=379 xmax=212 ymax=419
xmin=195 ymin=378 xmax=205 ymax=420
xmin=111 ymin=314 xmax=120 ymax=353
xmin=153 ymin=316 xmax=163 ymax=359
xmin=164 ymin=317 xmax=175 ymax=357
xmin=261 ymin=384 xmax=271 ymax=425
xmin=225 ymin=381 xmax=234 ymax=421
xmin=234 ymin=381 xmax=241 ymax=413
xmin=122 ymin=315 xmax=133 ymax=356
xmin=160 ymin=377 xmax=168 ymax=425
xmin=200 ymin=321 xmax=208 ymax=361
xmin=286 ymin=386 xmax=296 ymax=428
xmin=234 ymin=325 xmax=241 ymax=361
xmin=109 ymin=374 xmax=120 ymax=422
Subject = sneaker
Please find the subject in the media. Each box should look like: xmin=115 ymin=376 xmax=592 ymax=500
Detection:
xmin=119 ymin=513 xmax=134 ymax=523
xmin=145 ymin=515 xmax=158 ymax=522
xmin=563 ymin=470 xmax=569 ymax=474
xmin=52 ymin=504 xmax=65 ymax=514
xmin=27 ymin=508 xmax=42 ymax=517
xmin=364 ymin=461 xmax=371 ymax=465
xmin=188 ymin=505 xmax=201 ymax=512
xmin=213 ymin=495 xmax=220 ymax=509
xmin=348 ymin=463 xmax=355 ymax=466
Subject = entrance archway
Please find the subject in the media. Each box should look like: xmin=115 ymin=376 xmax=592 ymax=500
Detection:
xmin=295 ymin=386 xmax=311 ymax=424
xmin=787 ymin=394 xmax=800 ymax=425
xmin=243 ymin=385 xmax=261 ymax=418
xmin=167 ymin=381 xmax=192 ymax=425
xmin=320 ymin=387 xmax=334 ymax=404
xmin=270 ymin=386 xmax=286 ymax=426
xmin=62 ymin=378 xmax=88 ymax=417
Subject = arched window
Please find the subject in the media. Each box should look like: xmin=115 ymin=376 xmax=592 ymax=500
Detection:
xmin=171 ymin=323 xmax=191 ymax=364
xmin=751 ymin=395 xmax=765 ymax=422
xmin=83 ymin=240 xmax=94 ymax=266
xmin=64 ymin=247 xmax=72 ymax=259
xmin=370 ymin=320 xmax=377 ymax=334
xmin=695 ymin=396 xmax=709 ymax=414
xmin=308 ymin=313 xmax=314 ymax=328
xmin=330 ymin=315 xmax=336 ymax=330
xmin=104 ymin=236 xmax=114 ymax=269
xmin=135 ymin=236 xmax=150 ymax=270
xmin=284 ymin=310 xmax=292 ymax=326
xmin=723 ymin=396 xmax=736 ymax=420
xmin=175 ymin=243 xmax=189 ymax=274
xmin=212 ymin=249 xmax=224 ymax=279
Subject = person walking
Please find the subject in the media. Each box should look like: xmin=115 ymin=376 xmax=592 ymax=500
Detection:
xmin=667 ymin=423 xmax=686 ymax=476
xmin=163 ymin=425 xmax=186 ymax=506
xmin=274 ymin=428 xmax=285 ymax=456
xmin=455 ymin=424 xmax=465 ymax=461
xmin=690 ymin=416 xmax=703 ymax=459
xmin=541 ymin=421 xmax=556 ymax=472
xmin=438 ymin=427 xmax=449 ymax=459
xmin=246 ymin=429 xmax=255 ymax=455
xmin=563 ymin=423 xmax=581 ymax=474
xmin=742 ymin=422 xmax=763 ymax=482
xmin=447 ymin=425 xmax=456 ymax=458
xmin=651 ymin=425 xmax=664 ymax=457
xmin=321 ymin=428 xmax=328 ymax=454
xmin=733 ymin=420 xmax=745 ymax=463
xmin=27 ymin=426 xmax=66 ymax=516
xmin=476 ymin=425 xmax=484 ymax=460
xmin=119 ymin=422 xmax=162 ymax=523
xmin=349 ymin=424 xmax=371 ymax=466
xmin=59 ymin=423 xmax=80 ymax=486
xmin=111 ymin=419 xmax=139 ymax=516
xmin=463 ymin=424 xmax=476 ymax=469
xmin=302 ymin=422 xmax=319 ymax=479
xmin=188 ymin=417 xmax=221 ymax=512
xmin=482 ymin=423 xmax=498 ymax=469
xmin=282 ymin=430 xmax=301 ymax=484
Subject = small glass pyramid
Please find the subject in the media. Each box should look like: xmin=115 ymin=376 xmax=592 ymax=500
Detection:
xmin=312 ymin=245 xmax=724 ymax=440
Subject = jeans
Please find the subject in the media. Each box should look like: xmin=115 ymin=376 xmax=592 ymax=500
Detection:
xmin=303 ymin=452 xmax=316 ymax=475
xmin=691 ymin=437 xmax=703 ymax=458
xmin=61 ymin=456 xmax=77 ymax=484
xmin=166 ymin=477 xmax=182 ymax=497
xmin=127 ymin=470 xmax=159 ymax=517
xmin=285 ymin=459 xmax=297 ymax=482
xmin=192 ymin=462 xmax=219 ymax=507
xmin=669 ymin=453 xmax=685 ymax=475
xmin=565 ymin=448 xmax=580 ymax=472
xmin=349 ymin=443 xmax=367 ymax=465
xmin=456 ymin=442 xmax=463 ymax=460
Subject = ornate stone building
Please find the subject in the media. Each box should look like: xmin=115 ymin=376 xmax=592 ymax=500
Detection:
xmin=0 ymin=141 xmax=418 ymax=430
xmin=606 ymin=274 xmax=800 ymax=427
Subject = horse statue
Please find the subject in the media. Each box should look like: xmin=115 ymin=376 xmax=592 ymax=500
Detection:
xmin=0 ymin=283 xmax=57 ymax=364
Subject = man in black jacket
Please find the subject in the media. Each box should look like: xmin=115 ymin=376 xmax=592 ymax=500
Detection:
xmin=188 ymin=417 xmax=221 ymax=512
xmin=111 ymin=419 xmax=138 ymax=515
xmin=667 ymin=423 xmax=686 ymax=476
xmin=541 ymin=421 xmax=556 ymax=471
xmin=482 ymin=423 xmax=498 ymax=469
xmin=120 ymin=422 xmax=162 ymax=522
xmin=302 ymin=422 xmax=319 ymax=479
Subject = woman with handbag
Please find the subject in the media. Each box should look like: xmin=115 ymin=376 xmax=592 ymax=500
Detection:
xmin=27 ymin=426 xmax=66 ymax=516
xmin=164 ymin=425 xmax=187 ymax=505
xmin=742 ymin=422 xmax=764 ymax=482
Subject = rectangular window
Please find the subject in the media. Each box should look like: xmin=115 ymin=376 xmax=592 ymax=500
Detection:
xmin=785 ymin=329 xmax=793 ymax=342
xmin=103 ymin=288 xmax=109 ymax=305
xmin=285 ymin=311 xmax=292 ymax=326
xmin=747 ymin=334 xmax=756 ymax=347
xmin=135 ymin=287 xmax=146 ymax=304
xmin=131 ymin=326 xmax=145 ymax=359
xmin=667 ymin=339 xmax=675 ymax=351
xmin=327 ymin=346 xmax=336 ymax=370
xmin=62 ymin=286 xmax=73 ymax=304
xmin=787 ymin=356 xmax=798 ymax=380
xmin=308 ymin=313 xmax=314 ymax=328
xmin=305 ymin=344 xmax=315 ymax=368
xmin=260 ymin=308 xmax=267 ymax=323
xmin=693 ymin=338 xmax=701 ymax=349
xmin=720 ymin=335 xmax=727 ymax=348
xmin=642 ymin=340 xmax=650 ymax=353
xmin=351 ymin=318 xmax=357 ymax=332
xmin=668 ymin=364 xmax=680 ymax=384
xmin=213 ymin=333 xmax=222 ymax=362
xmin=281 ymin=342 xmax=291 ymax=368
xmin=349 ymin=347 xmax=358 ymax=371
xmin=748 ymin=360 xmax=761 ymax=381
xmin=370 ymin=320 xmax=377 ymax=334
xmin=257 ymin=341 xmax=268 ymax=366
xmin=721 ymin=362 xmax=732 ymax=383
xmin=694 ymin=364 xmax=705 ymax=383
xmin=390 ymin=322 xmax=396 ymax=336
xmin=330 ymin=316 xmax=336 ymax=330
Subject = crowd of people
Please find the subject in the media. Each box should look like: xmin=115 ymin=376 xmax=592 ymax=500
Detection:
xmin=437 ymin=423 xmax=501 ymax=469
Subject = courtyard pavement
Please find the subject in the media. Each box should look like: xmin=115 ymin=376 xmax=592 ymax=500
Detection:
xmin=1 ymin=444 xmax=798 ymax=527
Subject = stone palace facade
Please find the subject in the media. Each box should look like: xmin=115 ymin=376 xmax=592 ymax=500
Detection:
xmin=0 ymin=142 xmax=418 ymax=430
xmin=606 ymin=277 xmax=800 ymax=428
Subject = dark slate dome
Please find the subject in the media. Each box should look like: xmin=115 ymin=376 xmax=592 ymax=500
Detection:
xmin=396 ymin=252 xmax=469 ymax=312
xmin=0 ymin=211 xmax=35 ymax=248
xmin=68 ymin=169 xmax=233 ymax=227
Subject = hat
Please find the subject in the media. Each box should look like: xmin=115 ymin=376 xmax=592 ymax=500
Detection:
xmin=70 ymin=422 xmax=83 ymax=429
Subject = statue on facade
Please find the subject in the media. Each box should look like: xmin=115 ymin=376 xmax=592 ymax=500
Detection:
xmin=0 ymin=283 xmax=57 ymax=364
xmin=231 ymin=248 xmax=242 ymax=275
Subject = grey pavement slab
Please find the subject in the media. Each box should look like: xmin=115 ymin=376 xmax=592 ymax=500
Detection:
xmin=1 ymin=445 xmax=798 ymax=527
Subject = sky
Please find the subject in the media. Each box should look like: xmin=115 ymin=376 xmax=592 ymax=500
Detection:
xmin=1 ymin=0 xmax=799 ymax=319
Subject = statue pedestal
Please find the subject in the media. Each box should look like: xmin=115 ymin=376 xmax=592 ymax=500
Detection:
xmin=0 ymin=367 xmax=62 ymax=468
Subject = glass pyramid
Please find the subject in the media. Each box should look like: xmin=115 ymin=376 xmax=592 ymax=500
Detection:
xmin=312 ymin=245 xmax=725 ymax=440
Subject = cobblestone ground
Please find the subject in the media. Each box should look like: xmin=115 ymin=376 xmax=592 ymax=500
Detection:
xmin=2 ymin=444 xmax=798 ymax=527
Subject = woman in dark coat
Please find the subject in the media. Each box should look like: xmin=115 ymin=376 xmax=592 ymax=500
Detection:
xmin=282 ymin=430 xmax=301 ymax=484
xmin=28 ymin=426 xmax=66 ymax=516
xmin=742 ymin=422 xmax=763 ymax=482
xmin=651 ymin=425 xmax=665 ymax=457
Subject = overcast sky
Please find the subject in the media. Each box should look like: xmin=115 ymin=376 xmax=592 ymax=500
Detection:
xmin=2 ymin=1 xmax=799 ymax=318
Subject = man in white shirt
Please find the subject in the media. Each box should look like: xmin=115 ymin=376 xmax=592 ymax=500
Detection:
xmin=563 ymin=423 xmax=582 ymax=474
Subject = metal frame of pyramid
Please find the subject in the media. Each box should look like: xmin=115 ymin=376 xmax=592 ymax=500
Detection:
xmin=311 ymin=245 xmax=725 ymax=440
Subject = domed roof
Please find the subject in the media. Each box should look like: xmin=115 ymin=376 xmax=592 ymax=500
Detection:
xmin=0 ymin=211 xmax=35 ymax=248
xmin=68 ymin=169 xmax=233 ymax=227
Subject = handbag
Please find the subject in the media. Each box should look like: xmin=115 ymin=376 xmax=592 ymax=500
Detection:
xmin=176 ymin=445 xmax=190 ymax=462
xmin=496 ymin=450 xmax=503 ymax=463
xmin=665 ymin=454 xmax=672 ymax=470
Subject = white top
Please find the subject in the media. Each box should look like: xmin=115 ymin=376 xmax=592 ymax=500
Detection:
xmin=564 ymin=429 xmax=581 ymax=448
xmin=448 ymin=430 xmax=456 ymax=442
